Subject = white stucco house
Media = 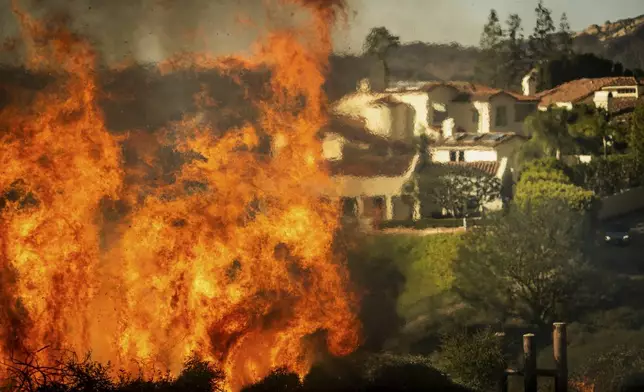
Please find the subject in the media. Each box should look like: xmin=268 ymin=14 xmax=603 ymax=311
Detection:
xmin=318 ymin=115 xmax=421 ymax=227
xmin=536 ymin=76 xmax=644 ymax=121
xmin=332 ymin=79 xmax=540 ymax=142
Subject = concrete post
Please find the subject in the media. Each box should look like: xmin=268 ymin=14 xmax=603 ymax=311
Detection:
xmin=523 ymin=333 xmax=537 ymax=392
xmin=553 ymin=323 xmax=568 ymax=392
xmin=355 ymin=197 xmax=364 ymax=218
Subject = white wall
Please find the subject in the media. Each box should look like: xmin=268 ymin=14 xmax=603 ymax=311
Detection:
xmin=473 ymin=101 xmax=491 ymax=133
xmin=432 ymin=150 xmax=452 ymax=162
xmin=448 ymin=102 xmax=479 ymax=133
xmin=431 ymin=148 xmax=498 ymax=163
xmin=322 ymin=135 xmax=343 ymax=160
xmin=464 ymin=149 xmax=497 ymax=162
xmin=602 ymin=85 xmax=639 ymax=98
xmin=391 ymin=92 xmax=431 ymax=137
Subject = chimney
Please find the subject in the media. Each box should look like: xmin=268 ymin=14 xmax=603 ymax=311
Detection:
xmin=593 ymin=91 xmax=613 ymax=112
xmin=522 ymin=69 xmax=538 ymax=96
xmin=442 ymin=118 xmax=455 ymax=139
xmin=357 ymin=78 xmax=371 ymax=93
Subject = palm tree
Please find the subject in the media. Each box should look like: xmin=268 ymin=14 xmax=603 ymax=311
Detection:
xmin=363 ymin=27 xmax=400 ymax=89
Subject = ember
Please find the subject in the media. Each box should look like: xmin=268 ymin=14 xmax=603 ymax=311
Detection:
xmin=0 ymin=1 xmax=361 ymax=391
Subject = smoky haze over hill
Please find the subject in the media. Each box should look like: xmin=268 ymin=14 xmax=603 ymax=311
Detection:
xmin=0 ymin=0 xmax=332 ymax=66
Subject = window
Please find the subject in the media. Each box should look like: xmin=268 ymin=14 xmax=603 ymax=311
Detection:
xmin=472 ymin=109 xmax=479 ymax=124
xmin=341 ymin=198 xmax=357 ymax=217
xmin=449 ymin=150 xmax=465 ymax=162
xmin=514 ymin=103 xmax=536 ymax=122
xmin=617 ymin=88 xmax=636 ymax=94
xmin=495 ymin=106 xmax=508 ymax=127
xmin=433 ymin=109 xmax=448 ymax=125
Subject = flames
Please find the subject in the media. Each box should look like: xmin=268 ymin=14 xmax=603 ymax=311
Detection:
xmin=0 ymin=1 xmax=360 ymax=391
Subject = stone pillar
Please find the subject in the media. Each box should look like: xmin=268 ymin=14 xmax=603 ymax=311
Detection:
xmin=384 ymin=196 xmax=394 ymax=221
xmin=355 ymin=197 xmax=364 ymax=218
xmin=412 ymin=198 xmax=421 ymax=221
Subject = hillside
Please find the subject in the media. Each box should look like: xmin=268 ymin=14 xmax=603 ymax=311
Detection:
xmin=326 ymin=43 xmax=482 ymax=100
xmin=326 ymin=15 xmax=644 ymax=100
xmin=573 ymin=14 xmax=644 ymax=75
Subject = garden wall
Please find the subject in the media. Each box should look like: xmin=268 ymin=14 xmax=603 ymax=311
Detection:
xmin=598 ymin=186 xmax=644 ymax=220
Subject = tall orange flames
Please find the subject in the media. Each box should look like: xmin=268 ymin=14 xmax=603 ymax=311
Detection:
xmin=0 ymin=1 xmax=360 ymax=391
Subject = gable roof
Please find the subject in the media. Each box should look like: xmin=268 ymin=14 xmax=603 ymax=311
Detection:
xmin=319 ymin=115 xmax=414 ymax=153
xmin=538 ymin=77 xmax=641 ymax=107
xmin=431 ymin=132 xmax=525 ymax=149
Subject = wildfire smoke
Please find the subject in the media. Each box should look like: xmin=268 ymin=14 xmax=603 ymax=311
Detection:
xmin=0 ymin=0 xmax=361 ymax=391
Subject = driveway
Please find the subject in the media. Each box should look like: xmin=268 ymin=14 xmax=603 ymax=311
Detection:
xmin=594 ymin=209 xmax=644 ymax=275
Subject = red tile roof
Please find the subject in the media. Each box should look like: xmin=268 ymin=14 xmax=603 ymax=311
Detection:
xmin=393 ymin=81 xmax=539 ymax=102
xmin=432 ymin=132 xmax=526 ymax=148
xmin=611 ymin=95 xmax=644 ymax=115
xmin=442 ymin=161 xmax=501 ymax=177
xmin=538 ymin=77 xmax=641 ymax=107
xmin=327 ymin=154 xmax=418 ymax=177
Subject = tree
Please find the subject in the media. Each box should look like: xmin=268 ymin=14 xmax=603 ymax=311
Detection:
xmin=501 ymin=13 xmax=527 ymax=90
xmin=453 ymin=200 xmax=593 ymax=326
xmin=476 ymin=9 xmax=505 ymax=87
xmin=628 ymin=101 xmax=644 ymax=166
xmin=363 ymin=27 xmax=400 ymax=90
xmin=416 ymin=165 xmax=501 ymax=218
xmin=529 ymin=0 xmax=557 ymax=64
xmin=569 ymin=104 xmax=616 ymax=157
xmin=537 ymin=53 xmax=633 ymax=91
xmin=521 ymin=107 xmax=574 ymax=160
xmin=557 ymin=13 xmax=574 ymax=56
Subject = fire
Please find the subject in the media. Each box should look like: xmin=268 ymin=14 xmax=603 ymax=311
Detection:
xmin=0 ymin=0 xmax=360 ymax=391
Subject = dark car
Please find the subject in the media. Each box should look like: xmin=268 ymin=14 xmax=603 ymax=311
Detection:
xmin=604 ymin=225 xmax=631 ymax=246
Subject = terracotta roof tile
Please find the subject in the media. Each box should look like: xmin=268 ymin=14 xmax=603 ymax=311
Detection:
xmin=432 ymin=132 xmax=525 ymax=148
xmin=328 ymin=154 xmax=418 ymax=177
xmin=442 ymin=161 xmax=501 ymax=177
xmin=611 ymin=95 xmax=644 ymax=115
xmin=387 ymin=81 xmax=538 ymax=102
xmin=538 ymin=77 xmax=641 ymax=107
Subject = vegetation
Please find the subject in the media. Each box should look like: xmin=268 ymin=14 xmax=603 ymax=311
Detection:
xmin=453 ymin=200 xmax=594 ymax=326
xmin=362 ymin=27 xmax=400 ymax=90
xmin=521 ymin=108 xmax=574 ymax=160
xmin=433 ymin=329 xmax=505 ymax=392
xmin=1 ymin=352 xmax=224 ymax=392
xmin=410 ymin=165 xmax=502 ymax=219
xmin=515 ymin=158 xmax=597 ymax=211
xmin=349 ymin=234 xmax=462 ymax=324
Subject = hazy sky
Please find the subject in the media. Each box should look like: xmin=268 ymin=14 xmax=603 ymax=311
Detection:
xmin=334 ymin=0 xmax=644 ymax=52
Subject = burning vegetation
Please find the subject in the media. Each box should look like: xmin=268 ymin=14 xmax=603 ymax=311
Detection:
xmin=0 ymin=0 xmax=360 ymax=391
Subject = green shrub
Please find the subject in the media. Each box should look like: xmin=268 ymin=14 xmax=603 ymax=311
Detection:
xmin=514 ymin=180 xmax=598 ymax=211
xmin=573 ymin=153 xmax=644 ymax=196
xmin=516 ymin=158 xmax=598 ymax=212
xmin=433 ymin=329 xmax=505 ymax=392
xmin=355 ymin=234 xmax=462 ymax=322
